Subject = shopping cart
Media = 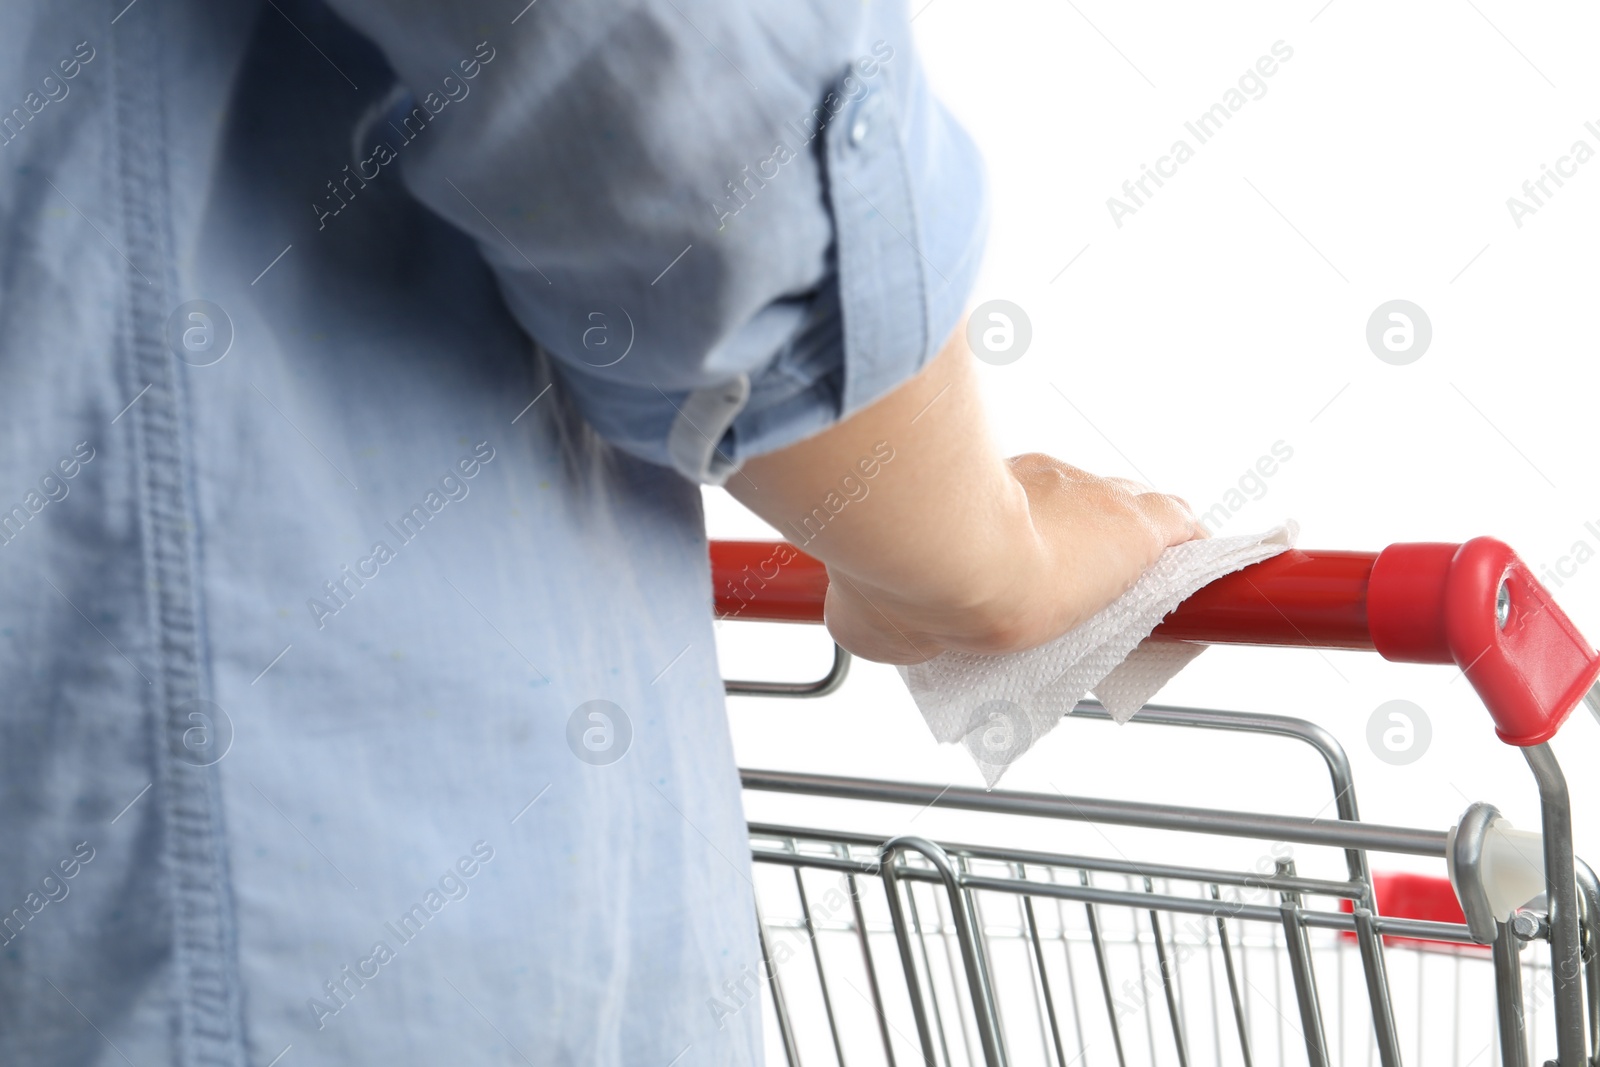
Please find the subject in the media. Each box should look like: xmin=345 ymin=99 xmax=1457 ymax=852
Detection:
xmin=710 ymin=537 xmax=1600 ymax=1067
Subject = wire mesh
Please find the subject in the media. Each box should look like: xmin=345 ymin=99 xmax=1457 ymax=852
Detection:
xmin=748 ymin=827 xmax=1567 ymax=1067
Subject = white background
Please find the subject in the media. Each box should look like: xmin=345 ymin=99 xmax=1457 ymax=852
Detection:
xmin=706 ymin=0 xmax=1600 ymax=1030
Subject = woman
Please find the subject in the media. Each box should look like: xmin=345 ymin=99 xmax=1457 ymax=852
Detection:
xmin=0 ymin=1 xmax=1195 ymax=1062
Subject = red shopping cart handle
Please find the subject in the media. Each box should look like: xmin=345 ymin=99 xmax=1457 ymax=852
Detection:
xmin=710 ymin=538 xmax=1600 ymax=747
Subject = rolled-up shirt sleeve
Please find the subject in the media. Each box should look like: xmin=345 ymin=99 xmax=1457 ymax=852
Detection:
xmin=324 ymin=0 xmax=988 ymax=483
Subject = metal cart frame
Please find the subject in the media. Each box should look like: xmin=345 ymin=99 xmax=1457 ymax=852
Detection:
xmin=711 ymin=536 xmax=1600 ymax=1067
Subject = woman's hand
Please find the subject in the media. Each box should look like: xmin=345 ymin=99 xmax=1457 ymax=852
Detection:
xmin=729 ymin=324 xmax=1203 ymax=664
xmin=819 ymin=455 xmax=1198 ymax=663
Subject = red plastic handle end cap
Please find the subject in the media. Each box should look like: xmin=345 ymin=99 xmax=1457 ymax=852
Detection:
xmin=1444 ymin=538 xmax=1600 ymax=747
xmin=1371 ymin=538 xmax=1600 ymax=746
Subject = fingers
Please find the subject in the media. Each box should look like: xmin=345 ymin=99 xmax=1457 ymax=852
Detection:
xmin=1104 ymin=476 xmax=1151 ymax=496
xmin=1135 ymin=490 xmax=1204 ymax=547
xmin=1091 ymin=471 xmax=1202 ymax=547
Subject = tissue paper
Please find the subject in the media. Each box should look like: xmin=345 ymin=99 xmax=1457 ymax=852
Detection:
xmin=898 ymin=523 xmax=1297 ymax=785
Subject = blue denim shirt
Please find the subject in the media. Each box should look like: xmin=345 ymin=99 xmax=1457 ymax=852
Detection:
xmin=0 ymin=1 xmax=985 ymax=1063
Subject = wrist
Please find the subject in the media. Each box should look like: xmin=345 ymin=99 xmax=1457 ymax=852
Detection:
xmin=825 ymin=462 xmax=1051 ymax=656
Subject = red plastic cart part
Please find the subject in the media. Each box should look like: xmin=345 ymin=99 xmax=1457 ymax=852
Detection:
xmin=709 ymin=538 xmax=1600 ymax=747
xmin=1339 ymin=872 xmax=1479 ymax=950
xmin=711 ymin=541 xmax=827 ymax=625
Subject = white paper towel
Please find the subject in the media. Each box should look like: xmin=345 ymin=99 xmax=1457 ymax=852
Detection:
xmin=898 ymin=523 xmax=1298 ymax=785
